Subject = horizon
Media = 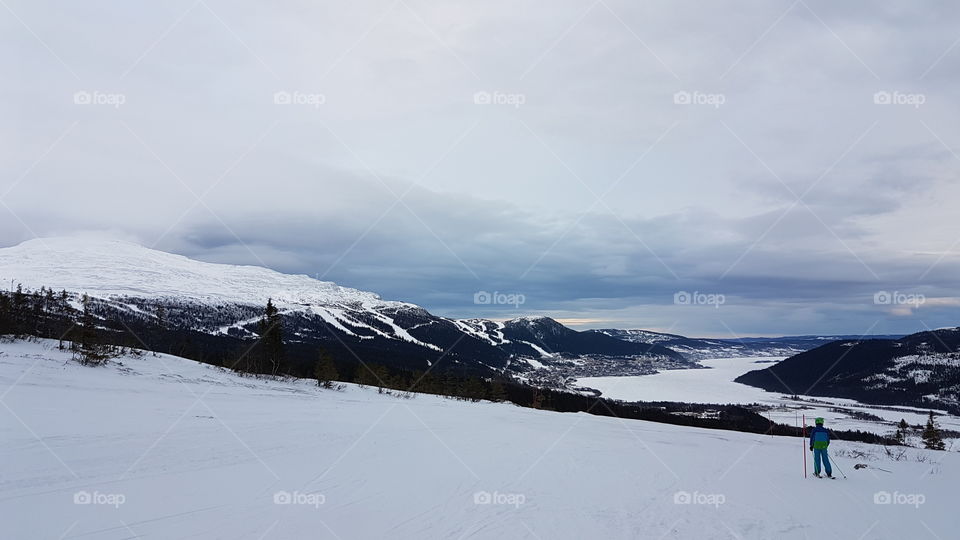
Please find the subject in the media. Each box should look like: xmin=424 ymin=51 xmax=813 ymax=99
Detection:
xmin=0 ymin=234 xmax=933 ymax=338
xmin=3 ymin=2 xmax=959 ymax=336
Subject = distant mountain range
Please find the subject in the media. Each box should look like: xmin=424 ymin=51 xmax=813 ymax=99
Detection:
xmin=596 ymin=329 xmax=905 ymax=361
xmin=0 ymin=238 xmax=905 ymax=388
xmin=735 ymin=328 xmax=960 ymax=414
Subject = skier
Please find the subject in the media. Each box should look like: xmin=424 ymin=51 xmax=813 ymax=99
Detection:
xmin=809 ymin=417 xmax=833 ymax=478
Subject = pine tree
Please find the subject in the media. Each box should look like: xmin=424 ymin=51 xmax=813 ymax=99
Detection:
xmin=532 ymin=388 xmax=545 ymax=409
xmin=258 ymin=299 xmax=284 ymax=376
xmin=32 ymin=287 xmax=46 ymax=335
xmin=76 ymin=294 xmax=109 ymax=366
xmin=155 ymin=304 xmax=167 ymax=329
xmin=892 ymin=418 xmax=909 ymax=445
xmin=41 ymin=287 xmax=55 ymax=335
xmin=314 ymin=349 xmax=339 ymax=388
xmin=355 ymin=363 xmax=382 ymax=388
xmin=0 ymin=292 xmax=10 ymax=335
xmin=463 ymin=377 xmax=486 ymax=402
xmin=52 ymin=290 xmax=68 ymax=320
xmin=373 ymin=365 xmax=391 ymax=393
xmin=489 ymin=380 xmax=508 ymax=402
xmin=921 ymin=411 xmax=946 ymax=450
xmin=541 ymin=391 xmax=554 ymax=411
xmin=11 ymin=284 xmax=26 ymax=335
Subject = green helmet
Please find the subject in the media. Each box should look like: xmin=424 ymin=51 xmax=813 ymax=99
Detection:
xmin=815 ymin=417 xmax=824 ymax=425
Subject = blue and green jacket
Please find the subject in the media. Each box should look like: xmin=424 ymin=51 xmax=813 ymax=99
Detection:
xmin=809 ymin=425 xmax=830 ymax=450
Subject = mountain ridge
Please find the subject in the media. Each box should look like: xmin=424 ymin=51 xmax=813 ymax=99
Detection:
xmin=0 ymin=237 xmax=689 ymax=380
xmin=735 ymin=328 xmax=960 ymax=414
xmin=596 ymin=328 xmax=906 ymax=360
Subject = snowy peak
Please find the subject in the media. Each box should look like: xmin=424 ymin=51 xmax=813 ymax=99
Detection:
xmin=0 ymin=237 xmax=405 ymax=309
xmin=503 ymin=316 xmax=570 ymax=337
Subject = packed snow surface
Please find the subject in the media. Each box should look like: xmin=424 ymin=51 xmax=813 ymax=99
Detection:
xmin=1 ymin=340 xmax=954 ymax=539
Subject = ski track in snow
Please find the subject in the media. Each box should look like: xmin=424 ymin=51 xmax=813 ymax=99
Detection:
xmin=450 ymin=319 xmax=511 ymax=347
xmin=517 ymin=340 xmax=552 ymax=358
xmin=0 ymin=340 xmax=955 ymax=540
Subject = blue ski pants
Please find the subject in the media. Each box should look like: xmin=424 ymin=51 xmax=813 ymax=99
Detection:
xmin=813 ymin=448 xmax=832 ymax=476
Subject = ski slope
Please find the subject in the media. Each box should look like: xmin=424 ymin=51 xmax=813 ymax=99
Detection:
xmin=0 ymin=340 xmax=954 ymax=540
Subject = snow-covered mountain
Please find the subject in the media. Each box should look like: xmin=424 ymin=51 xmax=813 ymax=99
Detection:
xmin=0 ymin=238 xmax=689 ymax=378
xmin=0 ymin=237 xmax=406 ymax=309
xmin=736 ymin=328 xmax=960 ymax=414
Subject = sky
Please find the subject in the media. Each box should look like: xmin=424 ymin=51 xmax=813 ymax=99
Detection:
xmin=1 ymin=0 xmax=959 ymax=337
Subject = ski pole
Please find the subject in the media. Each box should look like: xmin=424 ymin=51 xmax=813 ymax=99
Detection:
xmin=831 ymin=455 xmax=848 ymax=479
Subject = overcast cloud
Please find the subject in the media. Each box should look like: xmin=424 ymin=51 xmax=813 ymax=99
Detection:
xmin=2 ymin=0 xmax=959 ymax=336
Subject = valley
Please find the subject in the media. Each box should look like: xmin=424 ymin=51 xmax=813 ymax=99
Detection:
xmin=579 ymin=356 xmax=960 ymax=446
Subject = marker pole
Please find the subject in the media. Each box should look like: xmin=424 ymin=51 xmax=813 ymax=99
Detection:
xmin=802 ymin=413 xmax=807 ymax=478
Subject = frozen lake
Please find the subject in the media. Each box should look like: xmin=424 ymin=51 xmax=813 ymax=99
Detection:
xmin=578 ymin=357 xmax=960 ymax=438
xmin=578 ymin=356 xmax=785 ymax=404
